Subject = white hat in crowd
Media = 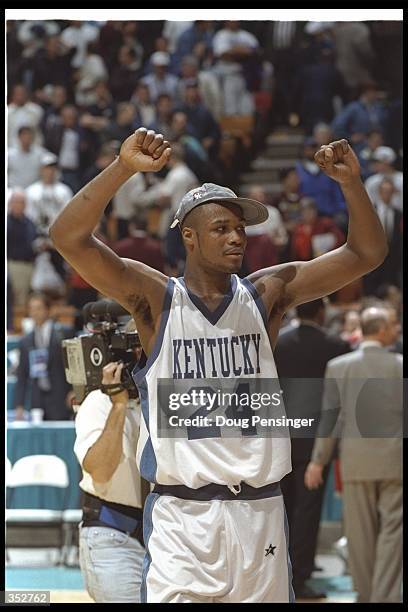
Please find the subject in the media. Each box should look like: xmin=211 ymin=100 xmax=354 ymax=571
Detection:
xmin=372 ymin=146 xmax=397 ymax=164
xmin=151 ymin=51 xmax=170 ymax=66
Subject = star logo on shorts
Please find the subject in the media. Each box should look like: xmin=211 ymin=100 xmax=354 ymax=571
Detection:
xmin=265 ymin=544 xmax=277 ymax=557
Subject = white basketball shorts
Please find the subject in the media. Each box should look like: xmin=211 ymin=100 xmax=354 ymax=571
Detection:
xmin=141 ymin=487 xmax=294 ymax=603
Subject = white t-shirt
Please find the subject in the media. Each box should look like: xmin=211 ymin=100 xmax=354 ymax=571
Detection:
xmin=25 ymin=180 xmax=73 ymax=234
xmin=74 ymin=390 xmax=142 ymax=508
xmin=213 ymin=28 xmax=259 ymax=58
xmin=60 ymin=24 xmax=99 ymax=68
xmin=7 ymin=102 xmax=44 ymax=147
xmin=365 ymin=171 xmax=403 ymax=212
xmin=7 ymin=144 xmax=47 ymax=189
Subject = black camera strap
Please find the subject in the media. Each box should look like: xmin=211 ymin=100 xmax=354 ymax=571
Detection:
xmin=101 ymin=383 xmax=126 ymax=397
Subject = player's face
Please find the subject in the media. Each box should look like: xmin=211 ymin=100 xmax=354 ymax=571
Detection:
xmin=194 ymin=203 xmax=247 ymax=273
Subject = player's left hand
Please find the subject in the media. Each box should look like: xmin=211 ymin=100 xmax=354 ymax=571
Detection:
xmin=304 ymin=462 xmax=324 ymax=490
xmin=315 ymin=139 xmax=361 ymax=184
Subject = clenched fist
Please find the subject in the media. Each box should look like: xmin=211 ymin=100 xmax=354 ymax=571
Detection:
xmin=119 ymin=128 xmax=171 ymax=174
xmin=314 ymin=139 xmax=361 ymax=184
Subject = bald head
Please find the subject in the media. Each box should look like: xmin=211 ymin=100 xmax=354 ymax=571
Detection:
xmin=360 ymin=307 xmax=390 ymax=336
xmin=360 ymin=306 xmax=400 ymax=346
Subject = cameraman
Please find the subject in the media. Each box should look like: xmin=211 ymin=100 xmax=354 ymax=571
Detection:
xmin=74 ymin=359 xmax=145 ymax=603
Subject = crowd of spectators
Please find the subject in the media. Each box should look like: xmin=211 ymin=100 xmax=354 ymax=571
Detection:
xmin=7 ymin=19 xmax=402 ymax=331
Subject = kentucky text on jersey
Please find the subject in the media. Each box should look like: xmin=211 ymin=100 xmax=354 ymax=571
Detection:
xmin=172 ymin=333 xmax=262 ymax=379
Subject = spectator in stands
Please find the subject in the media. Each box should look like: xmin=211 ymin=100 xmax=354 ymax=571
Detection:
xmin=79 ymin=80 xmax=116 ymax=164
xmin=31 ymin=34 xmax=74 ymax=95
xmin=75 ymin=41 xmax=109 ymax=107
xmin=275 ymin=298 xmax=350 ymax=599
xmin=242 ymin=232 xmax=278 ymax=275
xmin=177 ymin=54 xmax=223 ymax=121
xmin=8 ymin=125 xmax=47 ymax=189
xmin=363 ymin=177 xmax=402 ymax=293
xmin=142 ymin=35 xmax=172 ymax=76
xmin=169 ymin=111 xmax=214 ymax=183
xmin=364 ymin=146 xmax=402 ymax=212
xmin=131 ymin=82 xmax=156 ymax=128
xmin=296 ymin=137 xmax=347 ymax=224
xmin=41 ymin=85 xmax=68 ymax=133
xmin=7 ymin=83 xmax=44 ymax=146
xmin=212 ymin=21 xmax=259 ymax=116
xmin=25 ymin=152 xmax=73 ymax=284
xmin=17 ymin=20 xmax=60 ymax=60
xmin=291 ymin=197 xmax=345 ymax=261
xmin=14 ymin=292 xmax=74 ymax=421
xmin=163 ymin=19 xmax=194 ymax=56
xmin=340 ymin=310 xmax=362 ymax=349
xmin=358 ymin=129 xmax=384 ymax=180
xmin=141 ymin=51 xmax=179 ymax=103
xmin=112 ymin=213 xmax=165 ymax=272
xmin=25 ymin=151 xmax=73 ymax=236
xmin=82 ymin=79 xmax=116 ymax=125
xmin=292 ymin=37 xmax=344 ymax=133
xmin=245 ymin=185 xmax=288 ymax=260
xmin=120 ymin=21 xmax=145 ymax=70
xmin=313 ymin=122 xmax=334 ymax=147
xmin=148 ymin=93 xmax=174 ymax=139
xmin=274 ymin=167 xmax=304 ymax=234
xmin=176 ymin=79 xmax=221 ymax=157
xmin=133 ymin=142 xmax=199 ymax=238
xmin=103 ymin=102 xmax=138 ymax=144
xmin=60 ymin=20 xmax=100 ymax=70
xmin=97 ymin=21 xmax=125 ymax=72
xmin=375 ymin=284 xmax=403 ymax=324
xmin=263 ymin=21 xmax=304 ymax=128
xmin=7 ymin=21 xmax=24 ymax=91
xmin=171 ymin=21 xmax=215 ymax=71
xmin=7 ymin=190 xmax=38 ymax=307
xmin=332 ymin=22 xmax=376 ymax=97
xmin=44 ymin=104 xmax=83 ymax=192
xmin=331 ymin=81 xmax=388 ymax=153
xmin=109 ymin=45 xmax=142 ymax=102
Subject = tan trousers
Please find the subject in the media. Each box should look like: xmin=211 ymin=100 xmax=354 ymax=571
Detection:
xmin=343 ymin=480 xmax=402 ymax=603
xmin=7 ymin=260 xmax=34 ymax=307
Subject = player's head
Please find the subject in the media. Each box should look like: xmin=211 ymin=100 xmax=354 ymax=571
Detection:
xmin=172 ymin=184 xmax=268 ymax=274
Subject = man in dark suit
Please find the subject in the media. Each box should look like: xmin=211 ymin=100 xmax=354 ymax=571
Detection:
xmin=14 ymin=292 xmax=74 ymax=421
xmin=275 ymin=298 xmax=350 ymax=599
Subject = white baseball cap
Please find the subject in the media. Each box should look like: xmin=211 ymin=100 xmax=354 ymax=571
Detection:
xmin=372 ymin=146 xmax=396 ymax=164
xmin=151 ymin=51 xmax=170 ymax=66
xmin=170 ymin=183 xmax=269 ymax=228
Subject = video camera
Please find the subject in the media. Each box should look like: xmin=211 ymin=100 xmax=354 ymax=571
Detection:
xmin=62 ymin=299 xmax=141 ymax=403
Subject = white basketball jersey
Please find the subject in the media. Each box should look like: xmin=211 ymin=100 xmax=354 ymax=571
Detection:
xmin=133 ymin=275 xmax=291 ymax=488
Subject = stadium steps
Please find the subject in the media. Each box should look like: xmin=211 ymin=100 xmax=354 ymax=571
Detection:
xmin=239 ymin=127 xmax=305 ymax=194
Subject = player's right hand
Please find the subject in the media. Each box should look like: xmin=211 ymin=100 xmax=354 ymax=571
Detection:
xmin=119 ymin=128 xmax=171 ymax=174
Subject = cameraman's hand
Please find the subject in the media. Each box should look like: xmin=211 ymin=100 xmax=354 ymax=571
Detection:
xmin=102 ymin=362 xmax=129 ymax=406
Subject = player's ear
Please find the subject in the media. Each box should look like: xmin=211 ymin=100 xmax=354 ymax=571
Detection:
xmin=181 ymin=226 xmax=194 ymax=250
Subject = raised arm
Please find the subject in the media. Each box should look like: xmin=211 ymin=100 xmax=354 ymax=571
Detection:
xmin=248 ymin=140 xmax=388 ymax=311
xmin=49 ymin=128 xmax=171 ymax=314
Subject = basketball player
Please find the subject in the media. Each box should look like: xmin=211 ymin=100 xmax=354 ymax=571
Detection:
xmin=50 ymin=128 xmax=387 ymax=603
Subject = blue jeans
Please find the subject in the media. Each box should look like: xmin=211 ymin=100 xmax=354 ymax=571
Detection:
xmin=79 ymin=525 xmax=145 ymax=603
